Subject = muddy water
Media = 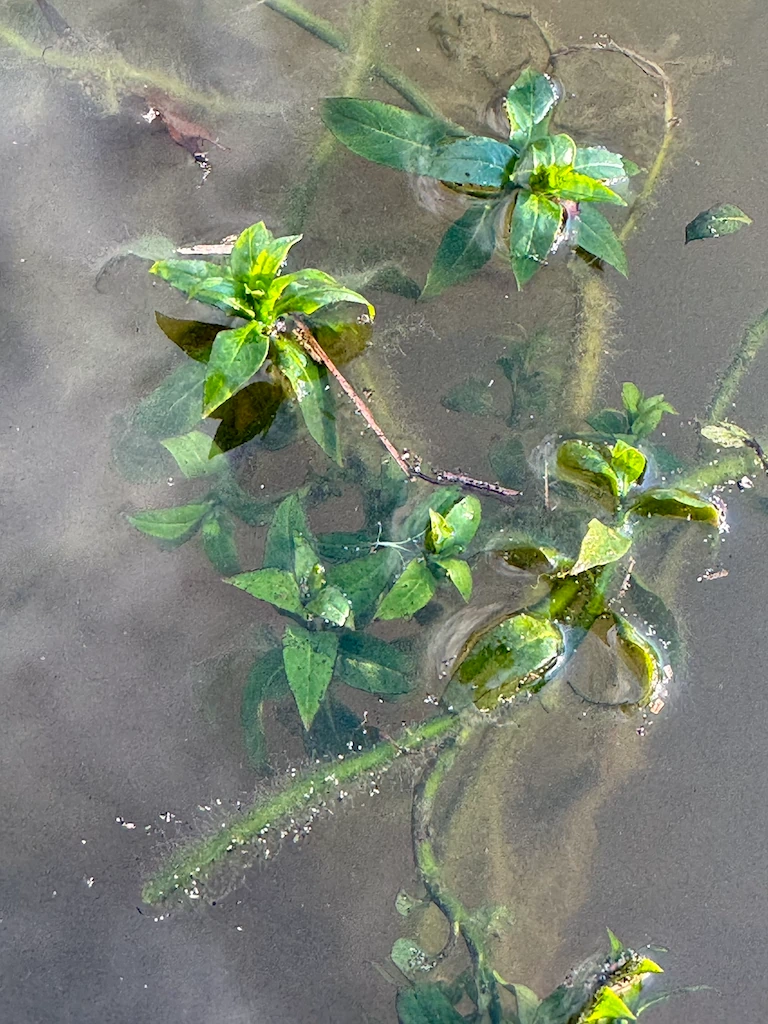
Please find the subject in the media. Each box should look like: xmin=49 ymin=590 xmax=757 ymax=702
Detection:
xmin=2 ymin=0 xmax=768 ymax=1021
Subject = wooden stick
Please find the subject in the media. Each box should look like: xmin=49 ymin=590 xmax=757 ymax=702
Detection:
xmin=277 ymin=317 xmax=413 ymax=477
xmin=275 ymin=317 xmax=521 ymax=503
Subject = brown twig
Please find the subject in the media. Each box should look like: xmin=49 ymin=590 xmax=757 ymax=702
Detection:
xmin=282 ymin=317 xmax=414 ymax=476
xmin=413 ymin=468 xmax=520 ymax=501
xmin=276 ymin=317 xmax=521 ymax=503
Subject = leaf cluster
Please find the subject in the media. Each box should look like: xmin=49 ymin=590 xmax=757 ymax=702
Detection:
xmin=224 ymin=493 xmax=415 ymax=736
xmin=395 ymin=930 xmax=672 ymax=1023
xmin=587 ymin=383 xmax=676 ymax=443
xmin=449 ymin=406 xmax=721 ymax=712
xmin=151 ymin=222 xmax=374 ymax=462
xmin=376 ymin=493 xmax=482 ymax=619
xmin=322 ymin=68 xmax=639 ymax=295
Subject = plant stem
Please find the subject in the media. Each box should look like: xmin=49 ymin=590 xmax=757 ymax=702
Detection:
xmin=552 ymin=37 xmax=676 ymax=421
xmin=142 ymin=711 xmax=460 ymax=905
xmin=412 ymin=722 xmax=503 ymax=1021
xmin=263 ymin=0 xmax=441 ymax=118
xmin=707 ymin=308 xmax=768 ymax=422
xmin=675 ymin=451 xmax=759 ymax=491
xmin=0 ymin=23 xmax=237 ymax=115
xmin=566 ymin=269 xmax=615 ymax=424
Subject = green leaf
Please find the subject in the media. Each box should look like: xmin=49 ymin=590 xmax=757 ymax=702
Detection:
xmin=375 ymin=557 xmax=437 ymax=620
xmin=225 ymin=568 xmax=306 ymax=616
xmin=607 ymin=928 xmax=624 ymax=956
xmin=630 ymin=395 xmax=677 ymax=439
xmin=511 ymin=983 xmax=541 ymax=1024
xmin=150 ymin=260 xmax=253 ymax=318
xmin=505 ymin=68 xmax=560 ymax=151
xmin=556 ymin=439 xmax=620 ymax=501
xmin=539 ymin=167 xmax=626 ymax=205
xmin=282 ymin=625 xmax=339 ymax=729
xmin=515 ymin=133 xmax=576 ymax=179
xmin=685 ymin=203 xmax=752 ymax=243
xmin=443 ymin=494 xmax=482 ymax=553
xmin=497 ymin=544 xmax=564 ymax=574
xmin=584 ymin=987 xmax=636 ymax=1021
xmin=701 ymin=421 xmax=752 ymax=448
xmin=241 ymin=647 xmax=290 ymax=769
xmin=321 ymin=97 xmax=468 ymax=175
xmin=622 ymin=382 xmax=642 ymax=416
xmin=436 ymin=557 xmax=473 ymax=601
xmin=304 ymin=585 xmax=353 ymax=627
xmin=202 ymin=321 xmax=270 ymax=417
xmin=575 ymin=205 xmax=628 ymax=276
xmin=263 ymin=493 xmax=312 ymax=572
xmin=210 ymin=381 xmax=284 ymax=453
xmin=327 ymin=550 xmax=397 ymax=621
xmin=509 ymin=192 xmax=563 ymax=288
xmin=425 ymin=508 xmax=455 ymax=554
xmin=425 ymin=135 xmax=516 ymax=187
xmin=458 ymin=612 xmax=562 ymax=710
xmin=622 ymin=158 xmax=642 ymax=176
xmin=154 ymin=312 xmax=223 ymax=362
xmin=629 ymin=487 xmax=720 ymax=525
xmin=421 ymin=202 xmax=500 ymax=299
xmin=272 ymin=272 xmax=374 ymax=320
xmin=570 ymin=519 xmax=631 ymax=575
xmin=160 ymin=430 xmax=226 ymax=478
xmin=587 ymin=409 xmax=630 ymax=436
xmin=201 ymin=508 xmax=240 ymax=575
xmin=134 ymin=362 xmax=207 ymax=439
xmin=273 ymin=336 xmax=341 ymax=463
xmin=127 ymin=502 xmax=211 ymax=544
xmin=336 ymin=632 xmax=411 ymax=694
xmin=229 ymin=222 xmax=302 ymax=291
xmin=396 ymin=984 xmax=466 ymax=1024
xmin=315 ymin=530 xmax=373 ymax=562
xmin=293 ymin=534 xmax=323 ymax=593
xmin=399 ymin=485 xmax=461 ymax=541
xmin=573 ymin=146 xmax=628 ymax=180
xmin=610 ymin=439 xmax=646 ymax=495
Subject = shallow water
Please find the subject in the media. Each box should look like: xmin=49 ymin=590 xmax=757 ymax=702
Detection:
xmin=2 ymin=0 xmax=768 ymax=1021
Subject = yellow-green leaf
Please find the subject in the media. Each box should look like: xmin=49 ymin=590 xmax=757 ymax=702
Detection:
xmin=436 ymin=557 xmax=473 ymax=601
xmin=584 ymin=986 xmax=636 ymax=1021
xmin=569 ymin=519 xmax=631 ymax=575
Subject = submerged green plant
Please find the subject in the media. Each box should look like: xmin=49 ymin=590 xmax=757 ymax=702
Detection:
xmin=225 ymin=488 xmax=481 ymax=743
xmin=225 ymin=492 xmax=413 ymax=732
xmin=150 ymin=221 xmax=374 ymax=462
xmin=322 ymin=68 xmax=637 ymax=296
xmin=587 ymin=382 xmax=677 ymax=442
xmin=394 ymin=928 xmax=675 ymax=1024
xmin=375 ymin=493 xmax=482 ymax=616
xmin=450 ymin=425 xmax=721 ymax=712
